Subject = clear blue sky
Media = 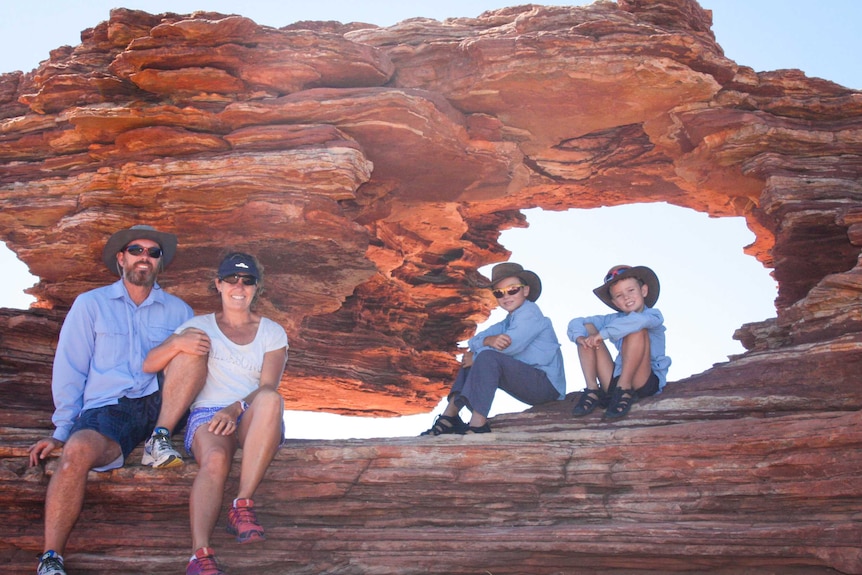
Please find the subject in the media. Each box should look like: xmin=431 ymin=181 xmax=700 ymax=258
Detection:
xmin=1 ymin=1 xmax=859 ymax=438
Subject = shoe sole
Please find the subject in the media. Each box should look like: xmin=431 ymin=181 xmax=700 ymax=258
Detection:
xmin=142 ymin=453 xmax=183 ymax=468
xmin=226 ymin=527 xmax=266 ymax=544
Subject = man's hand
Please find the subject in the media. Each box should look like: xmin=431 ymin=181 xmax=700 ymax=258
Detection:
xmin=174 ymin=327 xmax=211 ymax=355
xmin=28 ymin=437 xmax=63 ymax=466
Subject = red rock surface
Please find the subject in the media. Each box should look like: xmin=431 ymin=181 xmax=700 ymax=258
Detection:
xmin=1 ymin=1 xmax=861 ymax=573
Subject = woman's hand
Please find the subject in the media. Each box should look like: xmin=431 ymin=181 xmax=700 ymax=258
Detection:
xmin=208 ymin=402 xmax=244 ymax=436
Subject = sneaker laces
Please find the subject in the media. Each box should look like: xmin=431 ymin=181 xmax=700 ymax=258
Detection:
xmin=38 ymin=552 xmax=65 ymax=575
xmin=232 ymin=504 xmax=260 ymax=527
xmin=152 ymin=432 xmax=173 ymax=452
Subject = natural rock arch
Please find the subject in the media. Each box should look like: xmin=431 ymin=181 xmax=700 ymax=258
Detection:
xmin=2 ymin=2 xmax=861 ymax=573
xmin=1 ymin=2 xmax=858 ymax=415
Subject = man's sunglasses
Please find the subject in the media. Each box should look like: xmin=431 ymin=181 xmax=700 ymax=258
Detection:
xmin=491 ymin=284 xmax=525 ymax=299
xmin=220 ymin=274 xmax=258 ymax=286
xmin=124 ymin=245 xmax=163 ymax=258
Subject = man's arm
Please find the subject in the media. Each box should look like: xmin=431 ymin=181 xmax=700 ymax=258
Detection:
xmin=50 ymin=295 xmax=97 ymax=443
xmin=143 ymin=327 xmax=211 ymax=373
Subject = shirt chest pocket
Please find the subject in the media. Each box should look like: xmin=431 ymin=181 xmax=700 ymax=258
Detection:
xmin=93 ymin=317 xmax=130 ymax=372
xmin=147 ymin=324 xmax=174 ymax=351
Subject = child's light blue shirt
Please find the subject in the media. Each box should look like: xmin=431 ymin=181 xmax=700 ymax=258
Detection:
xmin=567 ymin=307 xmax=671 ymax=391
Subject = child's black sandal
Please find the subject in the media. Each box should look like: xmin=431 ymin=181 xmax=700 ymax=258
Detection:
xmin=419 ymin=414 xmax=467 ymax=436
xmin=572 ymin=388 xmax=604 ymax=417
xmin=605 ymin=389 xmax=636 ymax=419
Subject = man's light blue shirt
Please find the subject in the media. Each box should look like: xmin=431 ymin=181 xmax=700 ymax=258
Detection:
xmin=51 ymin=279 xmax=193 ymax=442
xmin=468 ymin=299 xmax=567 ymax=399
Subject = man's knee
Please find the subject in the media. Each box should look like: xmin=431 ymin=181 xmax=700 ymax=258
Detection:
xmin=164 ymin=351 xmax=208 ymax=383
xmin=60 ymin=431 xmax=115 ymax=471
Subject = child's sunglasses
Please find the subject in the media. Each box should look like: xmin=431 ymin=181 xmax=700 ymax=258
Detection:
xmin=491 ymin=284 xmax=525 ymax=299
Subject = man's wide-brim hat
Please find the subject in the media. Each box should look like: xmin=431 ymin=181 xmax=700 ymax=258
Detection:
xmin=102 ymin=224 xmax=178 ymax=274
xmin=482 ymin=262 xmax=542 ymax=302
xmin=593 ymin=265 xmax=660 ymax=312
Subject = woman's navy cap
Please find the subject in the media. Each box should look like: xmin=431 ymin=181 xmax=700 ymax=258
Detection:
xmin=218 ymin=254 xmax=259 ymax=279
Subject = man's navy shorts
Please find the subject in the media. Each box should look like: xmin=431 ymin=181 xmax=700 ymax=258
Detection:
xmin=69 ymin=392 xmax=161 ymax=462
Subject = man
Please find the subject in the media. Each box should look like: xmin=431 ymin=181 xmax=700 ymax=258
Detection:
xmin=28 ymin=224 xmax=209 ymax=575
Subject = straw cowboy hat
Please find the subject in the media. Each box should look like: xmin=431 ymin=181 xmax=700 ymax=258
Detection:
xmin=483 ymin=262 xmax=542 ymax=302
xmin=593 ymin=265 xmax=660 ymax=312
xmin=101 ymin=224 xmax=178 ymax=275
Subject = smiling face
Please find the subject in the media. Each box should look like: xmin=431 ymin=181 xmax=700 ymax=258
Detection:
xmin=117 ymin=238 xmax=161 ymax=288
xmin=609 ymin=277 xmax=648 ymax=314
xmin=216 ymin=274 xmax=258 ymax=311
xmin=493 ymin=275 xmax=530 ymax=313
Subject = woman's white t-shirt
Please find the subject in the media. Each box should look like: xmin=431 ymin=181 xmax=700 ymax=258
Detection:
xmin=176 ymin=313 xmax=288 ymax=410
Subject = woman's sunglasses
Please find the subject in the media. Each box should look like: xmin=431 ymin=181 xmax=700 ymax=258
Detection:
xmin=220 ymin=274 xmax=258 ymax=286
xmin=124 ymin=245 xmax=163 ymax=259
xmin=491 ymin=284 xmax=525 ymax=299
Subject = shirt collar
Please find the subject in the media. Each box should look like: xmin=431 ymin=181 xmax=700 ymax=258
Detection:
xmin=107 ymin=278 xmax=163 ymax=306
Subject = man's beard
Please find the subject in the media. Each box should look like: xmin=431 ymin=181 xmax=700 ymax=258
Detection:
xmin=124 ymin=263 xmax=157 ymax=287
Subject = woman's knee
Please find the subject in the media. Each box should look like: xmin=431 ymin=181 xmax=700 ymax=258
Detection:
xmin=197 ymin=446 xmax=233 ymax=475
xmin=250 ymin=388 xmax=284 ymax=416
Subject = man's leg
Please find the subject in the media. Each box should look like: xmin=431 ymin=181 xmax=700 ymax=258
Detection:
xmin=44 ymin=430 xmax=121 ymax=556
xmin=156 ymin=352 xmax=208 ymax=433
xmin=143 ymin=352 xmax=207 ymax=468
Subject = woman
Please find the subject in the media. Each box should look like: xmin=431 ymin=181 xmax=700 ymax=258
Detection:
xmin=144 ymin=252 xmax=288 ymax=575
xmin=420 ymin=262 xmax=566 ymax=435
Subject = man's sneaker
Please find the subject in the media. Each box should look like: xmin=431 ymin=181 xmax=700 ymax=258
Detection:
xmin=186 ymin=547 xmax=226 ymax=575
xmin=37 ymin=550 xmax=66 ymax=575
xmin=141 ymin=427 xmax=183 ymax=468
xmin=226 ymin=498 xmax=265 ymax=543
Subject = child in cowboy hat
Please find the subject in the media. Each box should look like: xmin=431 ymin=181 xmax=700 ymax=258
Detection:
xmin=421 ymin=262 xmax=566 ymax=435
xmin=567 ymin=265 xmax=671 ymax=419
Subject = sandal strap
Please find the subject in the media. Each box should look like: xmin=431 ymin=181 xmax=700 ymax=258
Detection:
xmin=606 ymin=389 xmax=636 ymax=418
xmin=572 ymin=387 xmax=605 ymax=416
xmin=421 ymin=414 xmax=466 ymax=436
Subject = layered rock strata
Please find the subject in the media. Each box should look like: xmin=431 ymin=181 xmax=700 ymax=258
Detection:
xmin=1 ymin=0 xmax=861 ymax=573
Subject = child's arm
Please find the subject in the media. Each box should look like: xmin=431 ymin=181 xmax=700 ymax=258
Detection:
xmin=600 ymin=308 xmax=664 ymax=342
xmin=567 ymin=314 xmax=614 ymax=342
xmin=467 ymin=319 xmax=506 ymax=354
xmin=500 ymin=307 xmax=551 ymax=355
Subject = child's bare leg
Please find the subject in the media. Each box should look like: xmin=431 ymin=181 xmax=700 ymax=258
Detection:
xmin=577 ymin=323 xmax=615 ymax=392
xmin=616 ymin=329 xmax=652 ymax=391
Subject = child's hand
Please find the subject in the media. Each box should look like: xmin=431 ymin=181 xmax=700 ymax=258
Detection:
xmin=578 ymin=334 xmax=604 ymax=349
xmin=484 ymin=334 xmax=512 ymax=350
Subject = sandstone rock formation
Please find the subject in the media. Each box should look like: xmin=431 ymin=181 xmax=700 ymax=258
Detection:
xmin=1 ymin=0 xmax=861 ymax=573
